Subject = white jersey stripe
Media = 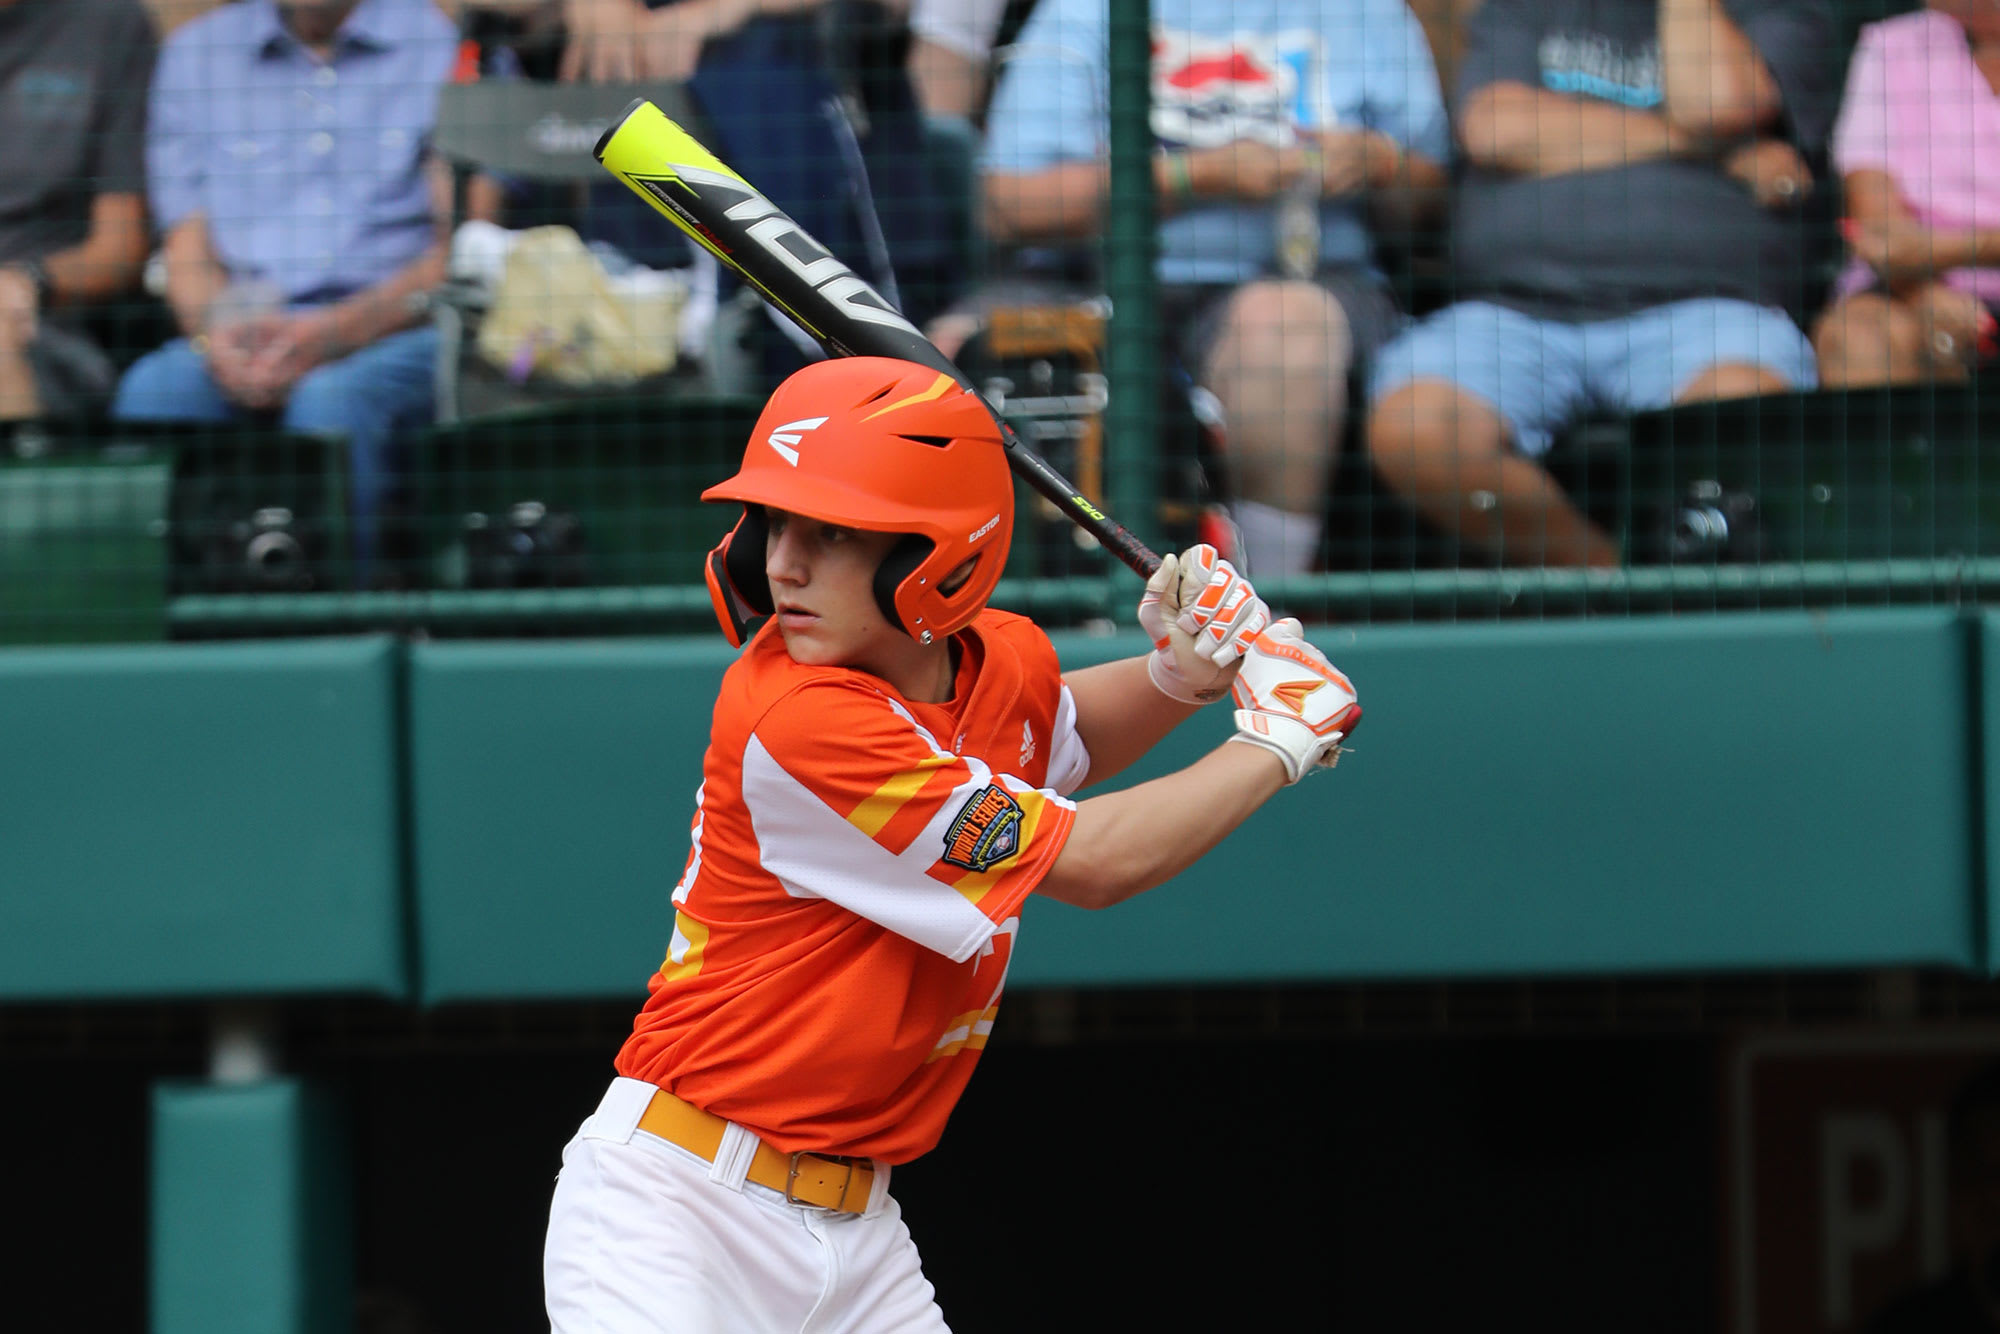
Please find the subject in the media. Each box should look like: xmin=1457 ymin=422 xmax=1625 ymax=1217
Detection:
xmin=1047 ymin=684 xmax=1091 ymax=795
xmin=743 ymin=735 xmax=1001 ymax=962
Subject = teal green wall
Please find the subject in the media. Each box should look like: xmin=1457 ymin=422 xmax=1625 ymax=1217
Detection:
xmin=0 ymin=609 xmax=1986 ymax=1004
xmin=0 ymin=637 xmax=406 ymax=1001
xmin=151 ymin=1079 xmax=352 ymax=1334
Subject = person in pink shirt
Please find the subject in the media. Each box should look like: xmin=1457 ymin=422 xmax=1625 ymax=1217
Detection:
xmin=1813 ymin=0 xmax=2000 ymax=386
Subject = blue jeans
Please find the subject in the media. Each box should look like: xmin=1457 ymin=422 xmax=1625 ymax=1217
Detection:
xmin=112 ymin=325 xmax=439 ymax=583
xmin=1369 ymin=299 xmax=1818 ymax=457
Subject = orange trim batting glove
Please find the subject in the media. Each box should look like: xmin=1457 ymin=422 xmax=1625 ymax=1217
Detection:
xmin=1228 ymin=618 xmax=1362 ymax=783
xmin=1138 ymin=543 xmax=1271 ymax=705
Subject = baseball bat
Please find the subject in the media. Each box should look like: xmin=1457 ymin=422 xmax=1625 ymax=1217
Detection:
xmin=592 ymin=98 xmax=1162 ymax=578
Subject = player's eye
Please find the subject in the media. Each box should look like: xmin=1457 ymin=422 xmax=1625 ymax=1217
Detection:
xmin=819 ymin=523 xmax=855 ymax=544
xmin=767 ymin=511 xmax=790 ymax=537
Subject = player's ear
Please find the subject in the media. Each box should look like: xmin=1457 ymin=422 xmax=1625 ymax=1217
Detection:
xmin=706 ymin=507 xmax=773 ymax=647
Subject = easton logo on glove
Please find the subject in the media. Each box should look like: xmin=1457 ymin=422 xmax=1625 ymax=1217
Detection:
xmin=942 ymin=785 xmax=1025 ymax=872
xmin=1270 ymin=679 xmax=1323 ymax=716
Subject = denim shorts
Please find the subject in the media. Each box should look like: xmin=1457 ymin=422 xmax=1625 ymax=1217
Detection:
xmin=1368 ymin=298 xmax=1819 ymax=456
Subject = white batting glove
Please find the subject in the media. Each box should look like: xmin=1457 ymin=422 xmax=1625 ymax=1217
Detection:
xmin=1228 ymin=618 xmax=1362 ymax=783
xmin=1137 ymin=543 xmax=1271 ymax=705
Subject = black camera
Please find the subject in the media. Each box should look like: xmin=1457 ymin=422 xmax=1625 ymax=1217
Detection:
xmin=460 ymin=500 xmax=588 ymax=589
xmin=1638 ymin=479 xmax=1766 ymax=565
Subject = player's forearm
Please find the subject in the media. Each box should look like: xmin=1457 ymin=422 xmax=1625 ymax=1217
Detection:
xmin=1459 ymin=82 xmax=1692 ymax=178
xmin=1657 ymin=0 xmax=1781 ymax=141
xmin=1062 ymin=656 xmax=1203 ymax=789
xmin=1037 ymin=743 xmax=1285 ymax=910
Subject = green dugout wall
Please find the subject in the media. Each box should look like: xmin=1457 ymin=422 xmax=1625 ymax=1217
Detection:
xmin=0 ymin=608 xmax=1987 ymax=1005
xmin=0 ymin=608 xmax=1991 ymax=1334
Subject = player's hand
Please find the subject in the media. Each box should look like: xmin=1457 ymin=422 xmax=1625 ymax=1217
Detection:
xmin=1723 ymin=138 xmax=1811 ymax=211
xmin=1228 ymin=617 xmax=1361 ymax=783
xmin=1138 ymin=543 xmax=1269 ymax=705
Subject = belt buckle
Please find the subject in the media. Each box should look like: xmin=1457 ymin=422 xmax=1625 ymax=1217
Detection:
xmin=785 ymin=1150 xmax=856 ymax=1212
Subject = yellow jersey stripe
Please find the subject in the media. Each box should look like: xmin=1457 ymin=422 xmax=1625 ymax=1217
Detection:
xmin=659 ymin=911 xmax=710 ymax=983
xmin=848 ymin=755 xmax=958 ymax=838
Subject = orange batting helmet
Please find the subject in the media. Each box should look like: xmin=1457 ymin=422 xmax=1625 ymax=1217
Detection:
xmin=701 ymin=357 xmax=1014 ymax=646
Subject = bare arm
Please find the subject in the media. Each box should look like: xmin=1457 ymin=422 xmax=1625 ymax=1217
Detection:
xmin=1062 ymin=656 xmax=1203 ymax=790
xmin=1843 ymin=168 xmax=2000 ymax=286
xmin=982 ymin=161 xmax=1108 ymax=244
xmin=983 ymin=142 xmax=1322 ymax=245
xmin=909 ymin=36 xmax=987 ymax=119
xmin=1459 ymin=80 xmax=1694 ymax=178
xmin=1843 ymin=167 xmax=1914 ymax=228
xmin=1656 ymin=0 xmax=1782 ymax=142
xmin=159 ymin=212 xmax=230 ymax=338
xmin=1362 ymin=136 xmax=1451 ymax=232
xmin=316 ymin=243 xmax=445 ymax=352
xmin=38 ymin=193 xmax=149 ymax=309
xmin=1036 ymin=741 xmax=1286 ymax=910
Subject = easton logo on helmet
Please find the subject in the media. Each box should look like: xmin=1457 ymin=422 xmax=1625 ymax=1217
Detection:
xmin=969 ymin=514 xmax=1000 ymax=542
xmin=766 ymin=417 xmax=829 ymax=466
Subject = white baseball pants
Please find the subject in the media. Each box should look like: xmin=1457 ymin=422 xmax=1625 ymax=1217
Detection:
xmin=544 ymin=1078 xmax=951 ymax=1334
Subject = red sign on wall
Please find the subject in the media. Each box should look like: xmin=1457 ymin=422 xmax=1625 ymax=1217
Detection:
xmin=1726 ymin=1027 xmax=2000 ymax=1333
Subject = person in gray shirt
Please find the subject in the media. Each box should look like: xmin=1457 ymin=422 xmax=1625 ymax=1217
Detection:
xmin=1364 ymin=0 xmax=1837 ymax=568
xmin=0 ymin=0 xmax=156 ymax=422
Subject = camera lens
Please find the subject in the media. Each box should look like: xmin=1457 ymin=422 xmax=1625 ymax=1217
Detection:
xmin=244 ymin=528 xmax=303 ymax=585
xmin=1672 ymin=505 xmax=1730 ymax=561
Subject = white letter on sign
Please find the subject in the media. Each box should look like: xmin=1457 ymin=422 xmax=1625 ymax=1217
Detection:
xmin=1821 ymin=1112 xmax=1911 ymax=1326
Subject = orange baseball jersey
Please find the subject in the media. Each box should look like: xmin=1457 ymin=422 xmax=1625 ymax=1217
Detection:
xmin=615 ymin=608 xmax=1091 ymax=1164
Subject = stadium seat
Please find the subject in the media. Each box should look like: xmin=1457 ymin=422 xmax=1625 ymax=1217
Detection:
xmin=415 ymin=391 xmax=764 ymax=592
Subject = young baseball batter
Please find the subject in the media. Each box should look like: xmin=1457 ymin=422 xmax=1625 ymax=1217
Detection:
xmin=544 ymin=356 xmax=1361 ymax=1333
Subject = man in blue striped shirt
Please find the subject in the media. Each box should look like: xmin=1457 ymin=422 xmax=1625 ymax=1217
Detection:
xmin=113 ymin=0 xmax=459 ymax=585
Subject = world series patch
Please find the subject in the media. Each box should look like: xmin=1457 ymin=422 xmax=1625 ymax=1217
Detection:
xmin=941 ymin=784 xmax=1024 ymax=873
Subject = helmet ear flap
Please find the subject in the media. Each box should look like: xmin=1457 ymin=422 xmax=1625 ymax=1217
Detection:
xmin=874 ymin=534 xmax=932 ymax=640
xmin=705 ymin=507 xmax=774 ymax=646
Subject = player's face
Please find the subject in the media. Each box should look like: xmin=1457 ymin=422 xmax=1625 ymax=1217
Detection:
xmin=765 ymin=509 xmax=952 ymax=699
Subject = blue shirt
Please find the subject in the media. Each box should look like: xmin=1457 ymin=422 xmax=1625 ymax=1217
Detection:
xmin=984 ymin=0 xmax=1451 ymax=285
xmin=147 ymin=0 xmax=457 ymax=306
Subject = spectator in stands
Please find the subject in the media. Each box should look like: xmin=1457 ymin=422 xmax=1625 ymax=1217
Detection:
xmin=0 ymin=0 xmax=156 ymax=423
xmin=1366 ymin=0 xmax=1836 ymax=568
xmin=973 ymin=0 xmax=1452 ymax=578
xmin=1812 ymin=0 xmax=2000 ymax=388
xmin=111 ymin=0 xmax=458 ymax=587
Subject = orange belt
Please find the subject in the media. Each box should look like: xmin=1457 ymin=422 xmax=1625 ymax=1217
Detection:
xmin=637 ymin=1088 xmax=875 ymax=1215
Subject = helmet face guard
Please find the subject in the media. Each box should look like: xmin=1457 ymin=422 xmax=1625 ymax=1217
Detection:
xmin=702 ymin=358 xmax=1014 ymax=645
